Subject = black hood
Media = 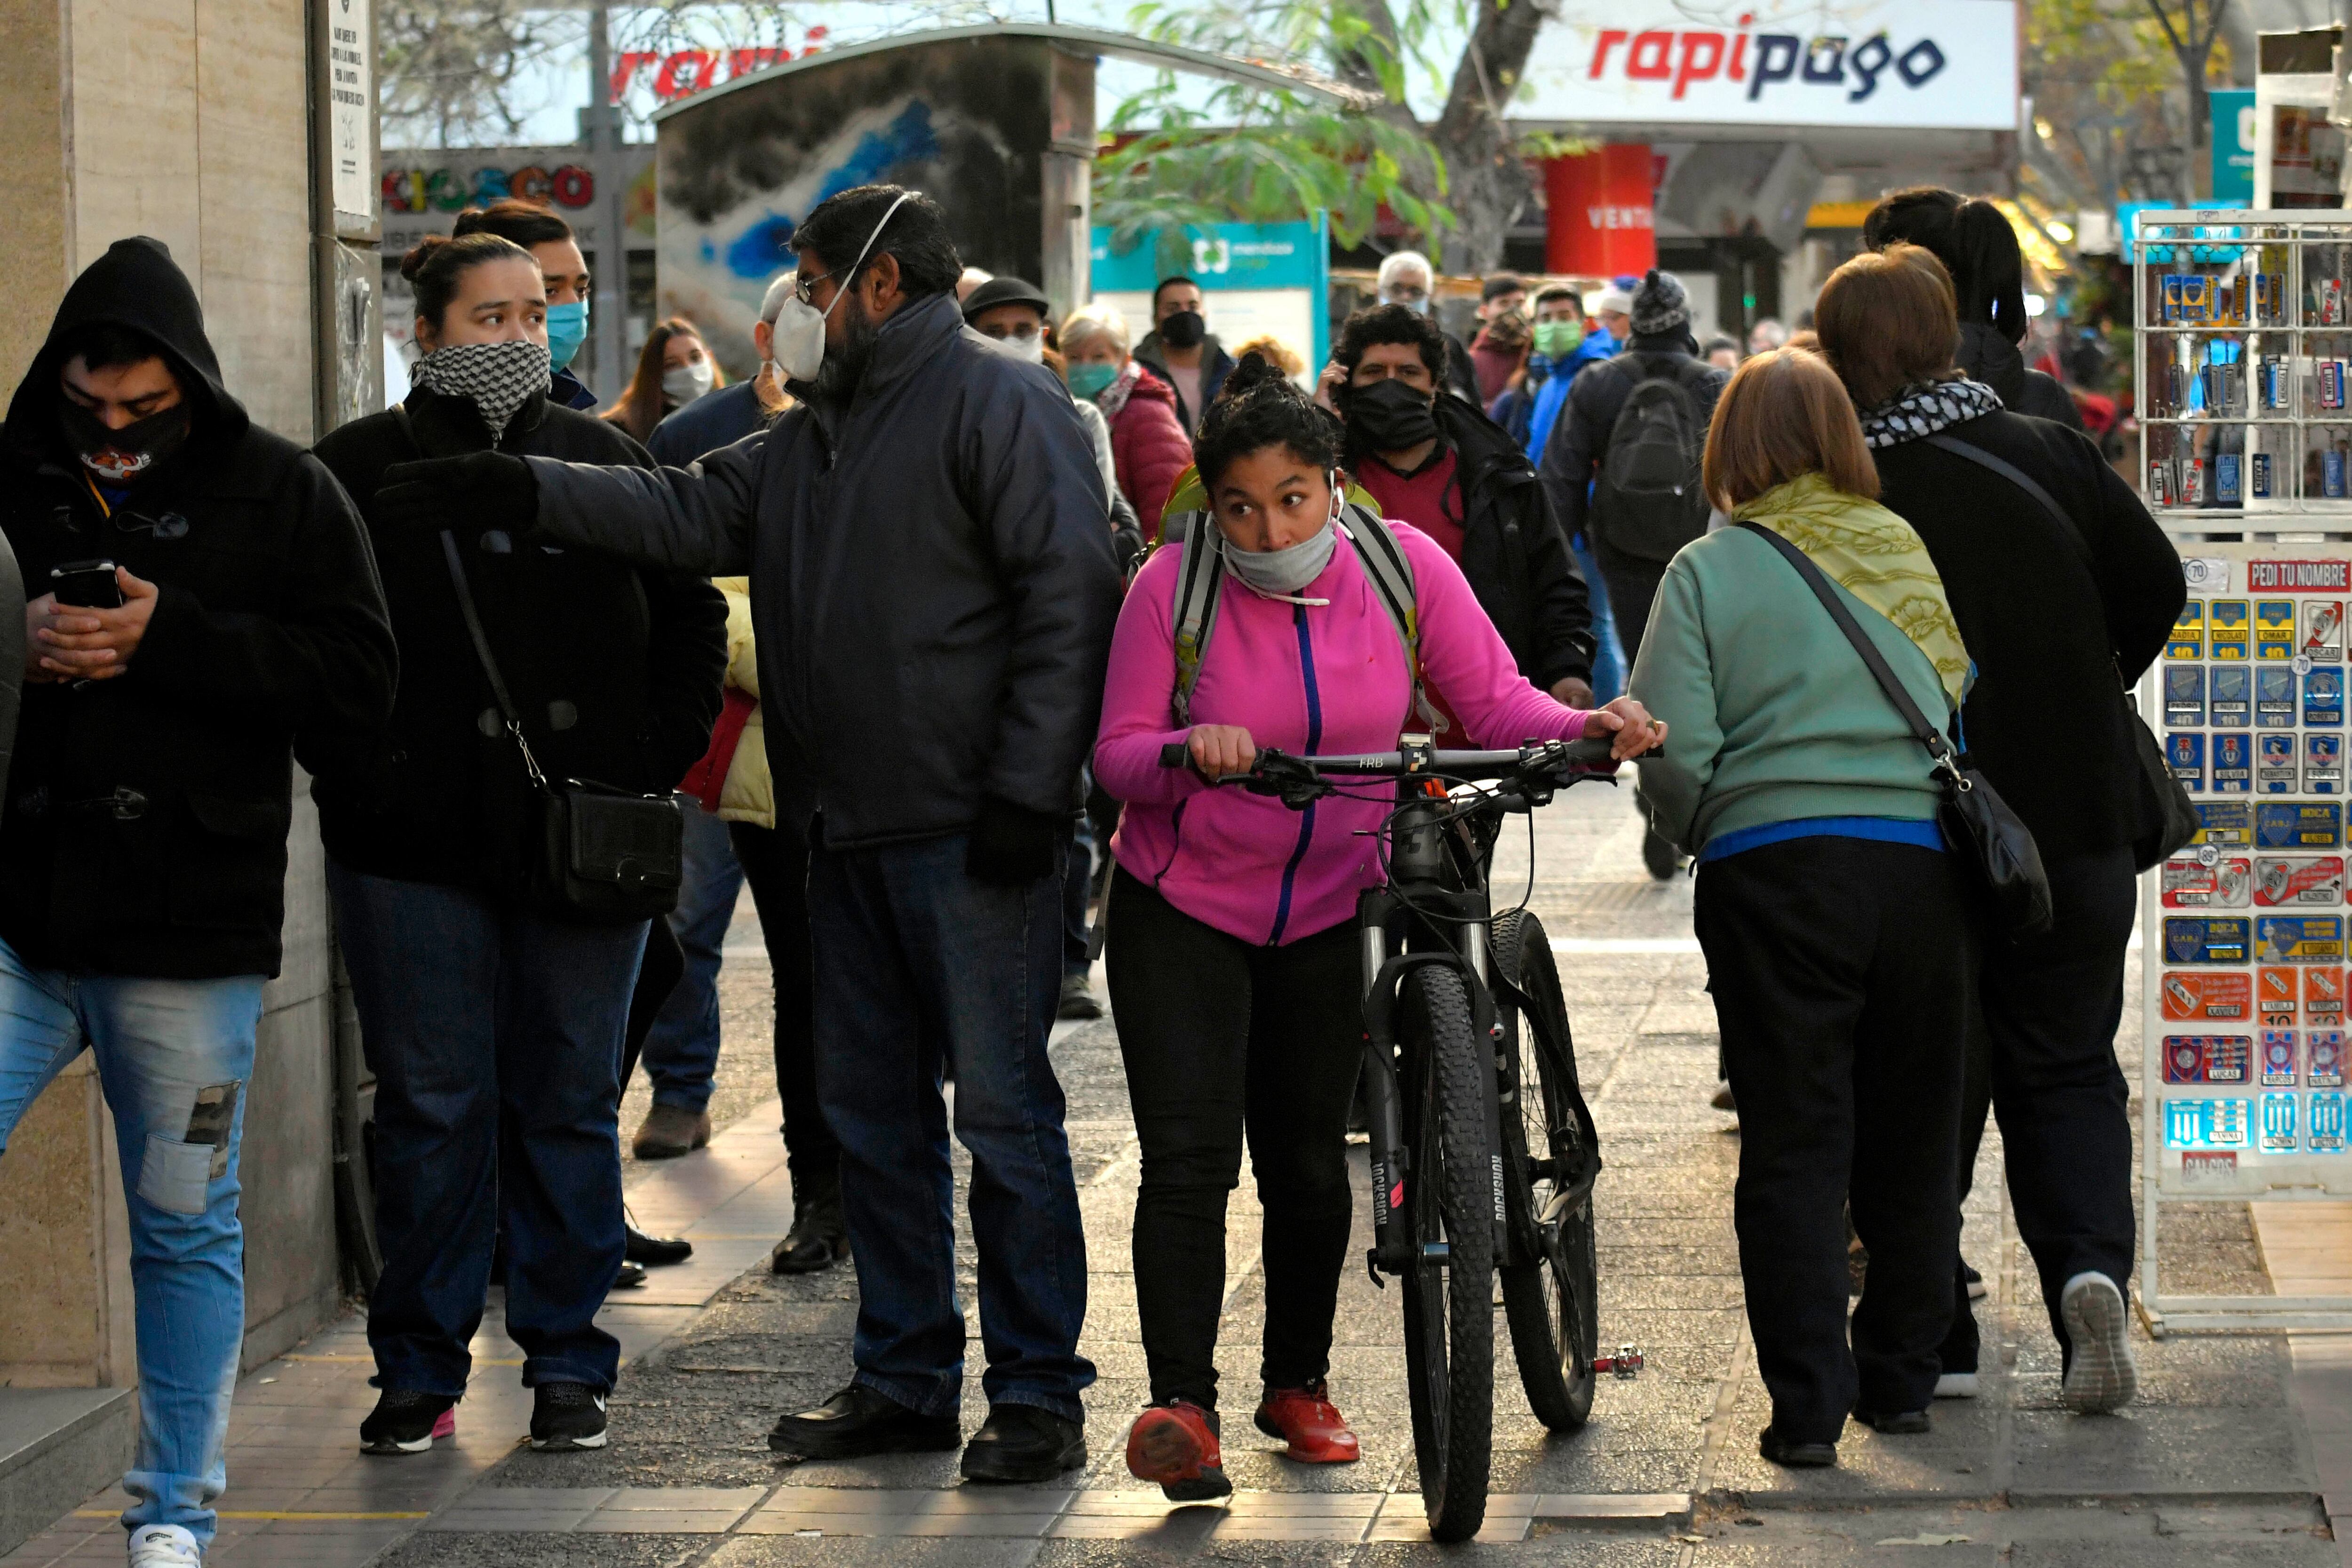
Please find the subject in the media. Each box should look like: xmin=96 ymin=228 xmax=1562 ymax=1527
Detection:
xmin=1955 ymin=322 xmax=2028 ymax=406
xmin=4 ymin=236 xmax=245 ymax=464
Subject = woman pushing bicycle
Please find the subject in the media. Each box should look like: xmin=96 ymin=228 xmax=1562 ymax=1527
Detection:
xmin=1092 ymin=353 xmax=1662 ymax=1501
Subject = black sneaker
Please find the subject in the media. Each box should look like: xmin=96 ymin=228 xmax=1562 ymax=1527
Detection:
xmin=769 ymin=1385 xmax=960 ymax=1460
xmin=529 ymin=1382 xmax=609 ymax=1450
xmin=1757 ymin=1425 xmax=1836 ymax=1467
xmin=359 ymin=1389 xmax=457 ymax=1456
xmin=960 ymin=1404 xmax=1086 ymax=1483
xmin=1857 ymin=1408 xmax=1931 ymax=1435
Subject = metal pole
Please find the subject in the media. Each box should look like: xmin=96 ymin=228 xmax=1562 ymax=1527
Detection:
xmin=585 ymin=1 xmax=628 ymax=398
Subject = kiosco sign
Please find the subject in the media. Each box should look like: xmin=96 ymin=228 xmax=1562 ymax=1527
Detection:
xmin=1520 ymin=1 xmax=2018 ymax=131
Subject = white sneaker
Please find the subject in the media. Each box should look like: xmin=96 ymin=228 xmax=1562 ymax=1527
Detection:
xmin=2058 ymin=1272 xmax=2139 ymax=1415
xmin=128 ymin=1525 xmax=201 ymax=1568
xmin=1933 ymin=1371 xmax=1979 ymax=1399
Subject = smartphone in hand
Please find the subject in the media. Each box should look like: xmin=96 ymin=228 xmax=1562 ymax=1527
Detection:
xmin=50 ymin=559 xmax=123 ymax=609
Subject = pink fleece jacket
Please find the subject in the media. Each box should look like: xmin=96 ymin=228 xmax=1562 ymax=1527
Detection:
xmin=1095 ymin=520 xmax=1593 ymax=946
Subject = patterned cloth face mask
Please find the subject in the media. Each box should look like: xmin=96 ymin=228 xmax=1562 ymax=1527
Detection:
xmin=409 ymin=339 xmax=551 ymax=438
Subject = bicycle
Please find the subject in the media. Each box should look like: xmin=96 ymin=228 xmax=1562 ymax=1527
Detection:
xmin=1157 ymin=732 xmax=1643 ymax=1542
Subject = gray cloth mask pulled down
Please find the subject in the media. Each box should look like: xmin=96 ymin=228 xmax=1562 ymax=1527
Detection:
xmin=1222 ymin=516 xmax=1337 ymax=598
xmin=409 ymin=339 xmax=550 ymax=438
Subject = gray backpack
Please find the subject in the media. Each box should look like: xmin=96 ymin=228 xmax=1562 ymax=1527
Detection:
xmin=1593 ymin=353 xmax=1715 ymax=563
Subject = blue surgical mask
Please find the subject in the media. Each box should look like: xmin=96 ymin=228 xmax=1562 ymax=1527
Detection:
xmin=545 ymin=300 xmax=589 ymax=372
xmin=1067 ymin=362 xmax=1117 ymax=401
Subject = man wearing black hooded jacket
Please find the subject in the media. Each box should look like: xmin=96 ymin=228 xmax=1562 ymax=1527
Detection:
xmin=0 ymin=237 xmax=394 ymax=1563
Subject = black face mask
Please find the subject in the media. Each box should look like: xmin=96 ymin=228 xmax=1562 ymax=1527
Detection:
xmin=1345 ymin=376 xmax=1440 ymax=455
xmin=60 ymin=398 xmax=190 ymax=486
xmin=1159 ymin=310 xmax=1206 ymax=350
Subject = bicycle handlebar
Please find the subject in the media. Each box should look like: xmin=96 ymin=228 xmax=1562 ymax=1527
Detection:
xmin=1154 ymin=733 xmax=1644 ymax=776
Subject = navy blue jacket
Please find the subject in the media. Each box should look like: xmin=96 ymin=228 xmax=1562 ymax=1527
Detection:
xmin=648 ymin=381 xmax=768 ymax=466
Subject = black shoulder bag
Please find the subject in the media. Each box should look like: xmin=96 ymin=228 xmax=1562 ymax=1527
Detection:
xmin=389 ymin=404 xmax=685 ymax=923
xmin=1737 ymin=520 xmax=2054 ymax=938
xmin=1921 ymin=432 xmax=2198 ymax=870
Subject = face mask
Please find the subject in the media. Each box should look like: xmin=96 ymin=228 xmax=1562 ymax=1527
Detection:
xmin=770 ymin=190 xmax=919 ymax=386
xmin=1532 ymin=320 xmax=1581 ymax=360
xmin=988 ymin=332 xmax=1045 ymax=365
xmin=1345 ymin=376 xmax=1440 ymax=454
xmin=1384 ymin=292 xmax=1431 ymax=316
xmin=61 ymin=399 xmax=190 ymax=486
xmin=662 ymin=357 xmax=715 ymax=406
xmin=545 ymin=300 xmax=589 ymax=371
xmin=408 ymin=338 xmax=551 ymax=437
xmin=1222 ymin=476 xmax=1341 ymax=598
xmin=1158 ymin=310 xmax=1206 ymax=350
xmin=1067 ymin=361 xmax=1117 ymax=401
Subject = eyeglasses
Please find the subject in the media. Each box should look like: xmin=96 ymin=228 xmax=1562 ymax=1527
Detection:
xmin=793 ymin=267 xmax=845 ymax=305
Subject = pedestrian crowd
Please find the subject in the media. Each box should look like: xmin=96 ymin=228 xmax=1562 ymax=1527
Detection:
xmin=0 ymin=176 xmax=2176 ymax=1566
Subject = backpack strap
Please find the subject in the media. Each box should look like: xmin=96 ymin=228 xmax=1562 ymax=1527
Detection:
xmin=1339 ymin=506 xmax=1444 ymax=733
xmin=1168 ymin=513 xmax=1226 ymax=727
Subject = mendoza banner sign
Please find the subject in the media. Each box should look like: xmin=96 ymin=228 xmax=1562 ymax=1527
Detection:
xmin=1519 ymin=0 xmax=2019 ymax=132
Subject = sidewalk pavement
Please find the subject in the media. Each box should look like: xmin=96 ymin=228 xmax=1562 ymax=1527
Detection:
xmin=3 ymin=782 xmax=2346 ymax=1567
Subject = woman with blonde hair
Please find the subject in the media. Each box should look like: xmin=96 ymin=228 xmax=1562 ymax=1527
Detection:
xmin=603 ymin=318 xmax=727 ymax=445
xmin=1061 ymin=302 xmax=1191 ymax=542
xmin=1629 ymin=347 xmax=1975 ymax=1470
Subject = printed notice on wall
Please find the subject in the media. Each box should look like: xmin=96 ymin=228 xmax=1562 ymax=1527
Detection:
xmin=329 ymin=0 xmax=373 ymax=222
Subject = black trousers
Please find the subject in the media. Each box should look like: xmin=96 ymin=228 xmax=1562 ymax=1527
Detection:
xmin=1695 ymin=837 xmax=1973 ymax=1441
xmin=1942 ymin=847 xmax=2137 ymax=1367
xmin=1104 ymin=870 xmax=1365 ymax=1408
xmin=1591 ymin=537 xmax=1672 ymax=669
xmin=731 ymin=817 xmax=841 ymax=1188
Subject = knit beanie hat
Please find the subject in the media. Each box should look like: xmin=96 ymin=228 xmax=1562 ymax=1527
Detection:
xmin=1630 ymin=269 xmax=1690 ymax=336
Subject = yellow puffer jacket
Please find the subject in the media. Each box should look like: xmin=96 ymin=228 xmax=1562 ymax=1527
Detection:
xmin=713 ymin=577 xmax=772 ymax=829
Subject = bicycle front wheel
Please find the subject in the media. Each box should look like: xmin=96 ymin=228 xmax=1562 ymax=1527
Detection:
xmin=1492 ymin=910 xmax=1599 ymax=1431
xmin=1396 ymin=963 xmax=1495 ymax=1544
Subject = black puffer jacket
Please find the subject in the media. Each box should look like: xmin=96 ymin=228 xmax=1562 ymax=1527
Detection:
xmin=1958 ymin=323 xmax=2082 ymax=431
xmin=528 ymin=291 xmax=1122 ymax=847
xmin=311 ymin=388 xmax=726 ymax=898
xmin=0 ymin=237 xmax=397 ymax=979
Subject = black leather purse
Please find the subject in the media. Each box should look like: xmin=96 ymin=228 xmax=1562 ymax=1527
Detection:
xmin=1739 ymin=521 xmax=2054 ymax=939
xmin=440 ymin=531 xmax=683 ymax=923
xmin=1921 ymin=433 xmax=2197 ymax=869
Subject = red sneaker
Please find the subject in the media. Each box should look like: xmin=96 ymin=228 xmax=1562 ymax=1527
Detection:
xmin=1124 ymin=1400 xmax=1231 ymax=1501
xmin=1253 ymin=1381 xmax=1361 ymax=1463
xmin=431 ymin=1408 xmax=457 ymax=1441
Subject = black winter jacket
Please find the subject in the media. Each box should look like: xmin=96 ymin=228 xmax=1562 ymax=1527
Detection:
xmin=528 ymin=291 xmax=1123 ymax=848
xmin=311 ymin=388 xmax=726 ymax=898
xmin=1872 ymin=411 xmax=2184 ymax=860
xmin=0 ymin=237 xmax=397 ymax=979
xmin=1536 ymin=333 xmax=1729 ymax=546
xmin=1355 ymin=395 xmax=1595 ymax=690
xmin=1958 ymin=323 xmax=2083 ymax=431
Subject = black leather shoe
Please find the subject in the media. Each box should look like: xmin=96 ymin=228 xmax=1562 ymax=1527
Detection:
xmin=768 ymin=1385 xmax=960 ymax=1459
xmin=1758 ymin=1425 xmax=1837 ymax=1467
xmin=1857 ymin=1408 xmax=1931 ymax=1435
xmin=960 ymin=1404 xmax=1086 ymax=1483
xmin=625 ymin=1223 xmax=692 ymax=1266
xmin=771 ymin=1184 xmax=846 ymax=1275
xmin=612 ymin=1259 xmax=646 ymax=1290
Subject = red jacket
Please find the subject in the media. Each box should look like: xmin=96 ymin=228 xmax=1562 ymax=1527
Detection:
xmin=1104 ymin=366 xmax=1192 ymax=543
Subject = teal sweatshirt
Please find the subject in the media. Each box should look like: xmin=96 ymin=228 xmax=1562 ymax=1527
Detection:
xmin=1628 ymin=525 xmax=1950 ymax=856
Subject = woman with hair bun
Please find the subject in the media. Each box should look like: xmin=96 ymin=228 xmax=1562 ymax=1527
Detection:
xmin=310 ymin=230 xmax=727 ymax=1462
xmin=1092 ymin=352 xmax=1662 ymax=1500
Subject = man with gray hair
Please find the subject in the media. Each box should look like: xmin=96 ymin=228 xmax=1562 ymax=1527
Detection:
xmin=1373 ymin=249 xmax=1479 ymax=402
xmin=648 ymin=273 xmax=795 ymax=466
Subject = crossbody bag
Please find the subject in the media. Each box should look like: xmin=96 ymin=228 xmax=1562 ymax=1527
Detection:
xmin=1920 ymin=432 xmax=2198 ymax=870
xmin=1737 ymin=520 xmax=2053 ymax=938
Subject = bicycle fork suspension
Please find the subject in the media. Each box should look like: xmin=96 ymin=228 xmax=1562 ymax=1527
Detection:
xmin=1361 ymin=906 xmax=1415 ymax=1283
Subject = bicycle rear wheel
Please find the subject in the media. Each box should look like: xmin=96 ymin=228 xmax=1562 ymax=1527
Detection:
xmin=1493 ymin=910 xmax=1600 ymax=1431
xmin=1395 ymin=963 xmax=1495 ymax=1544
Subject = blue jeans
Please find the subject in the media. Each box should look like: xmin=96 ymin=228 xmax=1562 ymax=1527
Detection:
xmin=807 ymin=835 xmax=1095 ymax=1422
xmin=1572 ymin=533 xmax=1628 ymax=704
xmin=328 ymin=863 xmax=646 ymax=1394
xmin=639 ymin=802 xmax=744 ymax=1114
xmin=0 ymin=939 xmax=262 ymax=1548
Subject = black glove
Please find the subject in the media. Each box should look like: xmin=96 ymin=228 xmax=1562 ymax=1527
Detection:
xmin=375 ymin=452 xmax=537 ymax=531
xmin=966 ymin=796 xmax=1064 ymax=886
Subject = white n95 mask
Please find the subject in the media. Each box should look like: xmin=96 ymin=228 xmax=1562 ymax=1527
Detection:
xmin=770 ymin=190 xmax=918 ymax=385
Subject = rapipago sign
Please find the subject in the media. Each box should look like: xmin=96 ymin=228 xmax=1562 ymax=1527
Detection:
xmin=1518 ymin=1 xmax=2019 ymax=132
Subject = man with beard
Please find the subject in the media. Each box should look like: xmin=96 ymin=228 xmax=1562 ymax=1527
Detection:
xmin=373 ymin=184 xmax=1119 ymax=1484
xmin=1315 ymin=302 xmax=1595 ymax=719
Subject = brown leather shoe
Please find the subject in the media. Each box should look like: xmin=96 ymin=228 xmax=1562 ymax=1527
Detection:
xmin=631 ymin=1104 xmax=711 ymax=1160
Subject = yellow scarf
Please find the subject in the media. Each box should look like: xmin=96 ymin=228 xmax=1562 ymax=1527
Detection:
xmin=1734 ymin=472 xmax=1971 ymax=711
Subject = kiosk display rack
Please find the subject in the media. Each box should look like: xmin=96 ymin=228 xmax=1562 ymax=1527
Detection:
xmin=2133 ymin=209 xmax=2352 ymax=1334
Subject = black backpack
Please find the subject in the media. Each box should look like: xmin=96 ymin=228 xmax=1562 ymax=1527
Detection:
xmin=1592 ymin=353 xmax=1713 ymax=563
